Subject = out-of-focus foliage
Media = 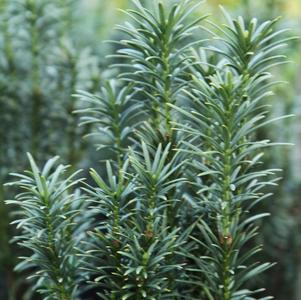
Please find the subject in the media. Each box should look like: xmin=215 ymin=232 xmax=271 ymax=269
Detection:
xmin=0 ymin=0 xmax=125 ymax=299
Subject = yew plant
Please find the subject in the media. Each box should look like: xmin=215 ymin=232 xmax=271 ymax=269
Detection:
xmin=6 ymin=0 xmax=290 ymax=299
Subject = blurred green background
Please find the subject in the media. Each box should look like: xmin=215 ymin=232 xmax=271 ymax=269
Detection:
xmin=0 ymin=0 xmax=300 ymax=299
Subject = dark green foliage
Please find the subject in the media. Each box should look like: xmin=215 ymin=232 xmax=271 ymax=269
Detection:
xmin=80 ymin=151 xmax=186 ymax=300
xmin=233 ymin=3 xmax=301 ymax=299
xmin=6 ymin=154 xmax=86 ymax=300
xmin=113 ymin=0 xmax=206 ymax=133
xmin=171 ymin=11 xmax=291 ymax=299
xmin=5 ymin=1 xmax=294 ymax=299
xmin=75 ymin=81 xmax=143 ymax=167
xmin=80 ymin=161 xmax=135 ymax=299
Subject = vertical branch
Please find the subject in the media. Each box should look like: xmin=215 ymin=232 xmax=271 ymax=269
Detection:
xmin=6 ymin=155 xmax=84 ymax=300
xmin=172 ymin=10 xmax=290 ymax=299
xmin=113 ymin=0 xmax=206 ymax=228
xmin=75 ymin=82 xmax=141 ymax=171
xmin=28 ymin=0 xmax=42 ymax=158
xmin=115 ymin=0 xmax=206 ymax=137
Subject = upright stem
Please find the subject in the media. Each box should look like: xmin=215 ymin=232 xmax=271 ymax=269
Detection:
xmin=150 ymin=77 xmax=160 ymax=130
xmin=147 ymin=183 xmax=157 ymax=232
xmin=220 ymin=95 xmax=234 ymax=299
xmin=112 ymin=106 xmax=123 ymax=171
xmin=42 ymin=192 xmax=73 ymax=300
xmin=162 ymin=39 xmax=172 ymax=136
